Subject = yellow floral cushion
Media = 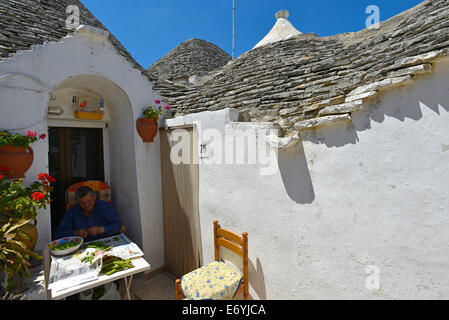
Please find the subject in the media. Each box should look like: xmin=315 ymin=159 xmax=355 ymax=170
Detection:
xmin=181 ymin=261 xmax=243 ymax=300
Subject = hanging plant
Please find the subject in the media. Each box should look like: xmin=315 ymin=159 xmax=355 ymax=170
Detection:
xmin=0 ymin=130 xmax=46 ymax=179
xmin=137 ymin=100 xmax=171 ymax=143
xmin=0 ymin=130 xmax=46 ymax=148
xmin=0 ymin=170 xmax=54 ymax=293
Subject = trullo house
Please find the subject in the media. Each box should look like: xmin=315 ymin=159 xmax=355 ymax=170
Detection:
xmin=1 ymin=0 xmax=449 ymax=299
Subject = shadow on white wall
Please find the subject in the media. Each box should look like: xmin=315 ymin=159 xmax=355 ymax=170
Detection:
xmin=278 ymin=142 xmax=315 ymax=204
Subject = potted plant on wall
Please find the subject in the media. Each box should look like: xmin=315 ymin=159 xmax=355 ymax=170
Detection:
xmin=0 ymin=169 xmax=54 ymax=293
xmin=0 ymin=130 xmax=47 ymax=179
xmin=136 ymin=100 xmax=171 ymax=142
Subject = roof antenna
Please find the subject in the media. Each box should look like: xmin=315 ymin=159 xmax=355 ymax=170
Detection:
xmin=233 ymin=0 xmax=235 ymax=59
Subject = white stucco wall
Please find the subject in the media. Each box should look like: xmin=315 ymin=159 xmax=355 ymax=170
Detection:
xmin=0 ymin=27 xmax=165 ymax=271
xmin=166 ymin=57 xmax=449 ymax=299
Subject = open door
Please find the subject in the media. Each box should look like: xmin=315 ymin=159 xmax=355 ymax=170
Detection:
xmin=48 ymin=127 xmax=104 ymax=239
xmin=160 ymin=126 xmax=201 ymax=279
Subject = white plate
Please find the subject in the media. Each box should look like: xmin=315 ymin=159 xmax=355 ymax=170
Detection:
xmin=48 ymin=236 xmax=84 ymax=256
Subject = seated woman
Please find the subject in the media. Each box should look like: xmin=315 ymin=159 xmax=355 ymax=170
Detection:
xmin=54 ymin=186 xmax=122 ymax=241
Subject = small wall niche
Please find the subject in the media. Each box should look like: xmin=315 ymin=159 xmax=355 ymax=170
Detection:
xmin=48 ymin=88 xmax=109 ymax=122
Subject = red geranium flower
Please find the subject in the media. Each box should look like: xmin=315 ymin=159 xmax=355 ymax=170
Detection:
xmin=31 ymin=192 xmax=45 ymax=201
xmin=0 ymin=166 xmax=10 ymax=174
xmin=38 ymin=173 xmax=56 ymax=183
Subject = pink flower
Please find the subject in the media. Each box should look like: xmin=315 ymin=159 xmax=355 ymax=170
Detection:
xmin=26 ymin=129 xmax=37 ymax=137
xmin=39 ymin=133 xmax=47 ymax=140
xmin=154 ymin=99 xmax=161 ymax=104
xmin=164 ymin=105 xmax=171 ymax=110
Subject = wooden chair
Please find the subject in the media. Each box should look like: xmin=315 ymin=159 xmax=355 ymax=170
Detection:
xmin=65 ymin=180 xmax=125 ymax=233
xmin=175 ymin=220 xmax=248 ymax=300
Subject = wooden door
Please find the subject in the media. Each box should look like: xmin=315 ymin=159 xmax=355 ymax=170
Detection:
xmin=160 ymin=127 xmax=201 ymax=278
xmin=48 ymin=127 xmax=104 ymax=238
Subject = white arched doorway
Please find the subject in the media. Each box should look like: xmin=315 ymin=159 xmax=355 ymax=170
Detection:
xmin=47 ymin=74 xmax=143 ymax=247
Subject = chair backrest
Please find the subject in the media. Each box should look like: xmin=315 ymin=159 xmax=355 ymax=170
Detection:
xmin=213 ymin=220 xmax=248 ymax=299
xmin=65 ymin=180 xmax=112 ymax=211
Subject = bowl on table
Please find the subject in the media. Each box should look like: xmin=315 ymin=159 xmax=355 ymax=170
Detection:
xmin=48 ymin=236 xmax=84 ymax=256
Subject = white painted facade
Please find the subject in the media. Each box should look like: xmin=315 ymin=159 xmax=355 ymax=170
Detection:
xmin=2 ymin=21 xmax=449 ymax=300
xmin=166 ymin=57 xmax=449 ymax=299
xmin=0 ymin=26 xmax=165 ymax=271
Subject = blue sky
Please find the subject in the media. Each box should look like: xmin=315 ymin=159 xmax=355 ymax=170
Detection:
xmin=81 ymin=0 xmax=423 ymax=69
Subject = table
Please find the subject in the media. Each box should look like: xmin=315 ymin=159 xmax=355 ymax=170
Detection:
xmin=47 ymin=235 xmax=151 ymax=300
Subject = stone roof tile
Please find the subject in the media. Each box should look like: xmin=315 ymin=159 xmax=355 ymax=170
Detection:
xmin=147 ymin=38 xmax=232 ymax=81
xmin=0 ymin=0 xmax=155 ymax=81
xmin=154 ymin=0 xmax=449 ymax=137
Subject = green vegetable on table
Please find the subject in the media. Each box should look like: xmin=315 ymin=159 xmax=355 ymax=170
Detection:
xmin=81 ymin=252 xmax=95 ymax=264
xmin=81 ymin=241 xmax=113 ymax=251
xmin=100 ymin=256 xmax=134 ymax=276
xmin=50 ymin=241 xmax=79 ymax=251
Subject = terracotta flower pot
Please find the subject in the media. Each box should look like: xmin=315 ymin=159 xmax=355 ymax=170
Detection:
xmin=0 ymin=145 xmax=34 ymax=178
xmin=136 ymin=118 xmax=158 ymax=142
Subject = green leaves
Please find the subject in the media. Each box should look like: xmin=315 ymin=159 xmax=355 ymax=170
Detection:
xmin=142 ymin=100 xmax=164 ymax=120
xmin=142 ymin=105 xmax=163 ymax=120
xmin=0 ymin=132 xmax=37 ymax=148
xmin=0 ymin=130 xmax=46 ymax=148
xmin=0 ymin=218 xmax=41 ymax=292
xmin=0 ymin=170 xmax=54 ymax=292
xmin=0 ymin=173 xmax=52 ymax=221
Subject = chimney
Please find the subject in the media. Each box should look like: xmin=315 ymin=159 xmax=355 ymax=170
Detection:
xmin=275 ymin=10 xmax=290 ymax=20
xmin=252 ymin=9 xmax=302 ymax=49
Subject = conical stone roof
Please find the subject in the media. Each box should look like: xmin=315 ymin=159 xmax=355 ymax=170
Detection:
xmin=0 ymin=0 xmax=153 ymax=80
xmin=147 ymin=38 xmax=232 ymax=82
xmin=153 ymin=0 xmax=449 ymax=137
